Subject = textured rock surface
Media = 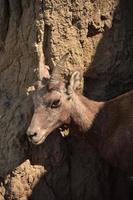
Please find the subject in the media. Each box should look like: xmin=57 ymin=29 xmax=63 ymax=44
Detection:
xmin=0 ymin=0 xmax=133 ymax=199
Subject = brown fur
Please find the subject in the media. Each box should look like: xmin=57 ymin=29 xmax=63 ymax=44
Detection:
xmin=27 ymin=74 xmax=133 ymax=172
xmin=73 ymin=90 xmax=133 ymax=172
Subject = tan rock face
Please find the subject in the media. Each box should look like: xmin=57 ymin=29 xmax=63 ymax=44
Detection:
xmin=0 ymin=0 xmax=133 ymax=199
xmin=0 ymin=1 xmax=36 ymax=176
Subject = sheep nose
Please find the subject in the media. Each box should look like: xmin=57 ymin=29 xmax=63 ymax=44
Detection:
xmin=27 ymin=130 xmax=38 ymax=140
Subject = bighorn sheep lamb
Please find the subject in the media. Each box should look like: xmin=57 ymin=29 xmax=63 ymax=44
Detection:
xmin=27 ymin=55 xmax=133 ymax=172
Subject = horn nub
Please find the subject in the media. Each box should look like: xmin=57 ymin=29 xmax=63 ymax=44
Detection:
xmin=49 ymin=53 xmax=70 ymax=85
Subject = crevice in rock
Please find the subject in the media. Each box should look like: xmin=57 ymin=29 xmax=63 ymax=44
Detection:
xmin=43 ymin=24 xmax=53 ymax=70
xmin=87 ymin=21 xmax=104 ymax=37
xmin=0 ymin=0 xmax=10 ymax=44
xmin=8 ymin=0 xmax=23 ymax=27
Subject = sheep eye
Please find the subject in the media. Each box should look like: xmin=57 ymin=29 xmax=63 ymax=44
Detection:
xmin=51 ymin=99 xmax=61 ymax=108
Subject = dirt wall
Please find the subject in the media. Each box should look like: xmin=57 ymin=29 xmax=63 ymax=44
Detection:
xmin=0 ymin=0 xmax=133 ymax=199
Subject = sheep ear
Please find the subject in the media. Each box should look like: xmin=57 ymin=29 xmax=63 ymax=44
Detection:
xmin=69 ymin=71 xmax=82 ymax=92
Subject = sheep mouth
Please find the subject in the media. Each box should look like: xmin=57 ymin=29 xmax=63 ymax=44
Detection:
xmin=59 ymin=124 xmax=69 ymax=137
xmin=30 ymin=132 xmax=49 ymax=145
